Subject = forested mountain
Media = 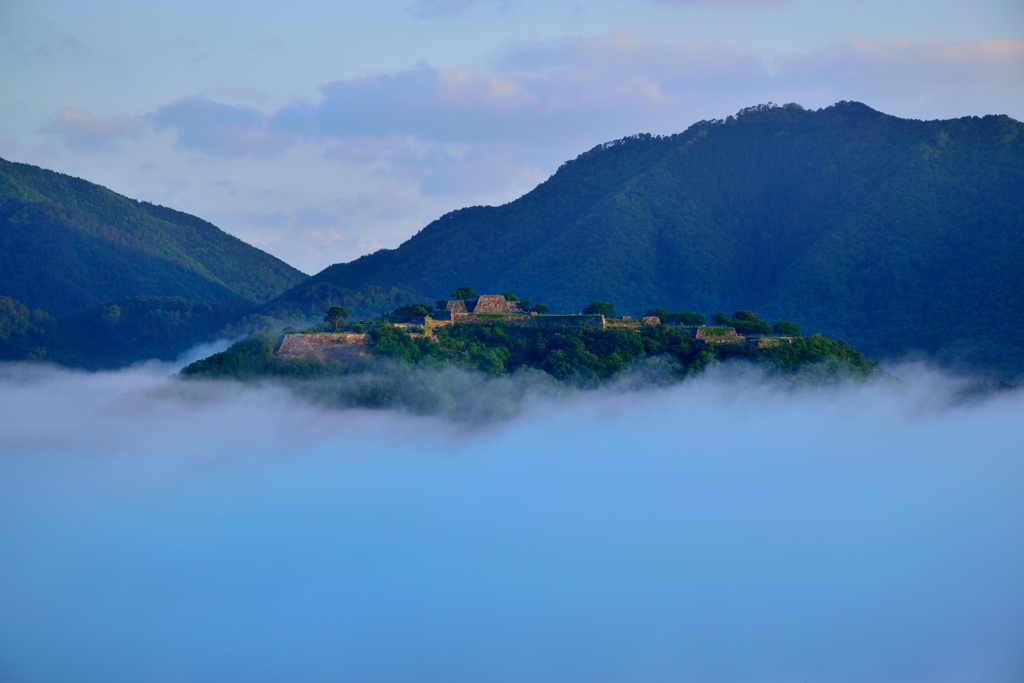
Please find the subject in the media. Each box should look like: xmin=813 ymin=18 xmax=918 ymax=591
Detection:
xmin=286 ymin=102 xmax=1024 ymax=374
xmin=0 ymin=294 xmax=256 ymax=368
xmin=0 ymin=157 xmax=307 ymax=316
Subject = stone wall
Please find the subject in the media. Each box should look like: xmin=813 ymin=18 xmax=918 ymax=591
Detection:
xmin=276 ymin=333 xmax=372 ymax=362
xmin=445 ymin=295 xmax=522 ymax=314
xmin=471 ymin=295 xmax=523 ymax=313
xmin=449 ymin=312 xmax=531 ymax=326
xmin=753 ymin=337 xmax=793 ymax=348
xmin=444 ymin=301 xmax=468 ymax=314
xmin=605 ymin=316 xmax=661 ymax=329
xmin=694 ymin=326 xmax=741 ymax=343
xmin=414 ymin=316 xmax=453 ymax=329
xmin=514 ymin=314 xmax=604 ymax=329
xmin=430 ymin=312 xmax=605 ymax=329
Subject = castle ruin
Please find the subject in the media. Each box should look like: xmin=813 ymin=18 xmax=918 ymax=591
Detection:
xmin=273 ymin=294 xmax=792 ymax=360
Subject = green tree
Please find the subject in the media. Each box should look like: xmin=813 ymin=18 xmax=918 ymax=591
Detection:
xmin=773 ymin=320 xmax=802 ymax=336
xmin=324 ymin=306 xmax=349 ymax=331
xmin=645 ymin=307 xmax=670 ymax=322
xmin=669 ymin=311 xmax=705 ymax=326
xmin=451 ymin=286 xmax=475 ymax=300
xmin=386 ymin=304 xmax=431 ymax=323
xmin=583 ymin=300 xmax=616 ymax=317
xmin=711 ymin=312 xmax=729 ymax=325
xmin=532 ymin=303 xmax=549 ymax=313
xmin=728 ymin=310 xmax=773 ymax=334
xmin=502 ymin=291 xmax=520 ymax=302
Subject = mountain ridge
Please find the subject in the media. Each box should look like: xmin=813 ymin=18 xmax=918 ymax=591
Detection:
xmin=0 ymin=156 xmax=308 ymax=316
xmin=283 ymin=101 xmax=1024 ymax=374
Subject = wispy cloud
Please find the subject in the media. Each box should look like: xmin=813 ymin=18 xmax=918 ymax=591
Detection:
xmin=40 ymin=108 xmax=142 ymax=152
xmin=270 ymin=34 xmax=1023 ymax=153
xmin=272 ymin=62 xmax=540 ymax=144
xmin=151 ymin=96 xmax=294 ymax=158
xmin=777 ymin=37 xmax=1024 ymax=111
xmin=146 ymin=34 xmax=1024 ymax=162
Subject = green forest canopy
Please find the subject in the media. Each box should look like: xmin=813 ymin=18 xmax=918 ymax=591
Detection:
xmin=0 ymin=156 xmax=307 ymax=316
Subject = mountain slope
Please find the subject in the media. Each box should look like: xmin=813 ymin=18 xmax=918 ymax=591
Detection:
xmin=0 ymin=157 xmax=307 ymax=316
xmin=283 ymin=102 xmax=1024 ymax=374
xmin=0 ymin=293 xmax=256 ymax=368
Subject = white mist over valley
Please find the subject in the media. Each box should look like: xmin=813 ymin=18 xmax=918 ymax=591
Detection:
xmin=1 ymin=361 xmax=1021 ymax=682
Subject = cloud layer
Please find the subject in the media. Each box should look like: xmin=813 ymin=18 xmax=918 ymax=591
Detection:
xmin=40 ymin=108 xmax=142 ymax=151
xmin=151 ymin=97 xmax=295 ymax=157
xmin=0 ymin=361 xmax=1023 ymax=681
xmin=144 ymin=34 xmax=1024 ymax=162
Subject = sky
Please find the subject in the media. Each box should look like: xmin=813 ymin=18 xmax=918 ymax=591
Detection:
xmin=1 ymin=361 xmax=1023 ymax=681
xmin=2 ymin=0 xmax=1023 ymax=274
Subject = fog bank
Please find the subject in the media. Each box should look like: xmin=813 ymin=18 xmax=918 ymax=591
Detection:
xmin=0 ymin=362 xmax=1022 ymax=682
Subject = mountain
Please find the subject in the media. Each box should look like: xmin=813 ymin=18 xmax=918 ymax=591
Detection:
xmin=0 ymin=157 xmax=307 ymax=316
xmin=282 ymin=102 xmax=1024 ymax=375
xmin=0 ymin=293 xmax=258 ymax=368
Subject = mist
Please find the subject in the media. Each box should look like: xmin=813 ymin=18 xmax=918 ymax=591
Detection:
xmin=0 ymin=359 xmax=1022 ymax=682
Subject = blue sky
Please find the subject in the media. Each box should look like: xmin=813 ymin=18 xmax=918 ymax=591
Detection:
xmin=2 ymin=0 xmax=1022 ymax=273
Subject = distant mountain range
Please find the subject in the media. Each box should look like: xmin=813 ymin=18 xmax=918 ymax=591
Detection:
xmin=286 ymin=102 xmax=1024 ymax=375
xmin=2 ymin=101 xmax=1022 ymax=376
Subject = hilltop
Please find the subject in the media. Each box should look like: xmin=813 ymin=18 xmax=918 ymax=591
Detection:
xmin=182 ymin=297 xmax=878 ymax=403
xmin=281 ymin=102 xmax=1024 ymax=376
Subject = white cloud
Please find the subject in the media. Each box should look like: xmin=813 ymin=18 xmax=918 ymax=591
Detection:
xmin=775 ymin=37 xmax=1024 ymax=117
xmin=261 ymin=34 xmax=1024 ymax=155
xmin=151 ymin=96 xmax=294 ymax=158
xmin=40 ymin=108 xmax=143 ymax=151
xmin=144 ymin=34 xmax=1024 ymax=164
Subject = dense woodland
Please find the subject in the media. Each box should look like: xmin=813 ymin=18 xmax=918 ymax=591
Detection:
xmin=0 ymin=156 xmax=306 ymax=316
xmin=0 ymin=294 xmax=256 ymax=368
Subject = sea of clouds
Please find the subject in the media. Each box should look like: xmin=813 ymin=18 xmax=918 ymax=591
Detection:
xmin=0 ymin=356 xmax=1022 ymax=682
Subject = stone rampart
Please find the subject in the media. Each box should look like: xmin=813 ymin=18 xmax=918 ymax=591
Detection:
xmin=694 ymin=326 xmax=742 ymax=343
xmin=752 ymin=336 xmax=793 ymax=348
xmin=276 ymin=333 xmax=372 ymax=362
xmin=449 ymin=312 xmax=532 ymax=325
xmin=413 ymin=316 xmax=452 ymax=329
xmin=444 ymin=301 xmax=468 ymax=314
xmin=605 ymin=316 xmax=660 ymax=329
xmin=517 ymin=314 xmax=605 ymax=329
xmin=431 ymin=312 xmax=605 ymax=329
xmin=472 ymin=294 xmax=523 ymax=313
xmin=445 ymin=295 xmax=523 ymax=314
